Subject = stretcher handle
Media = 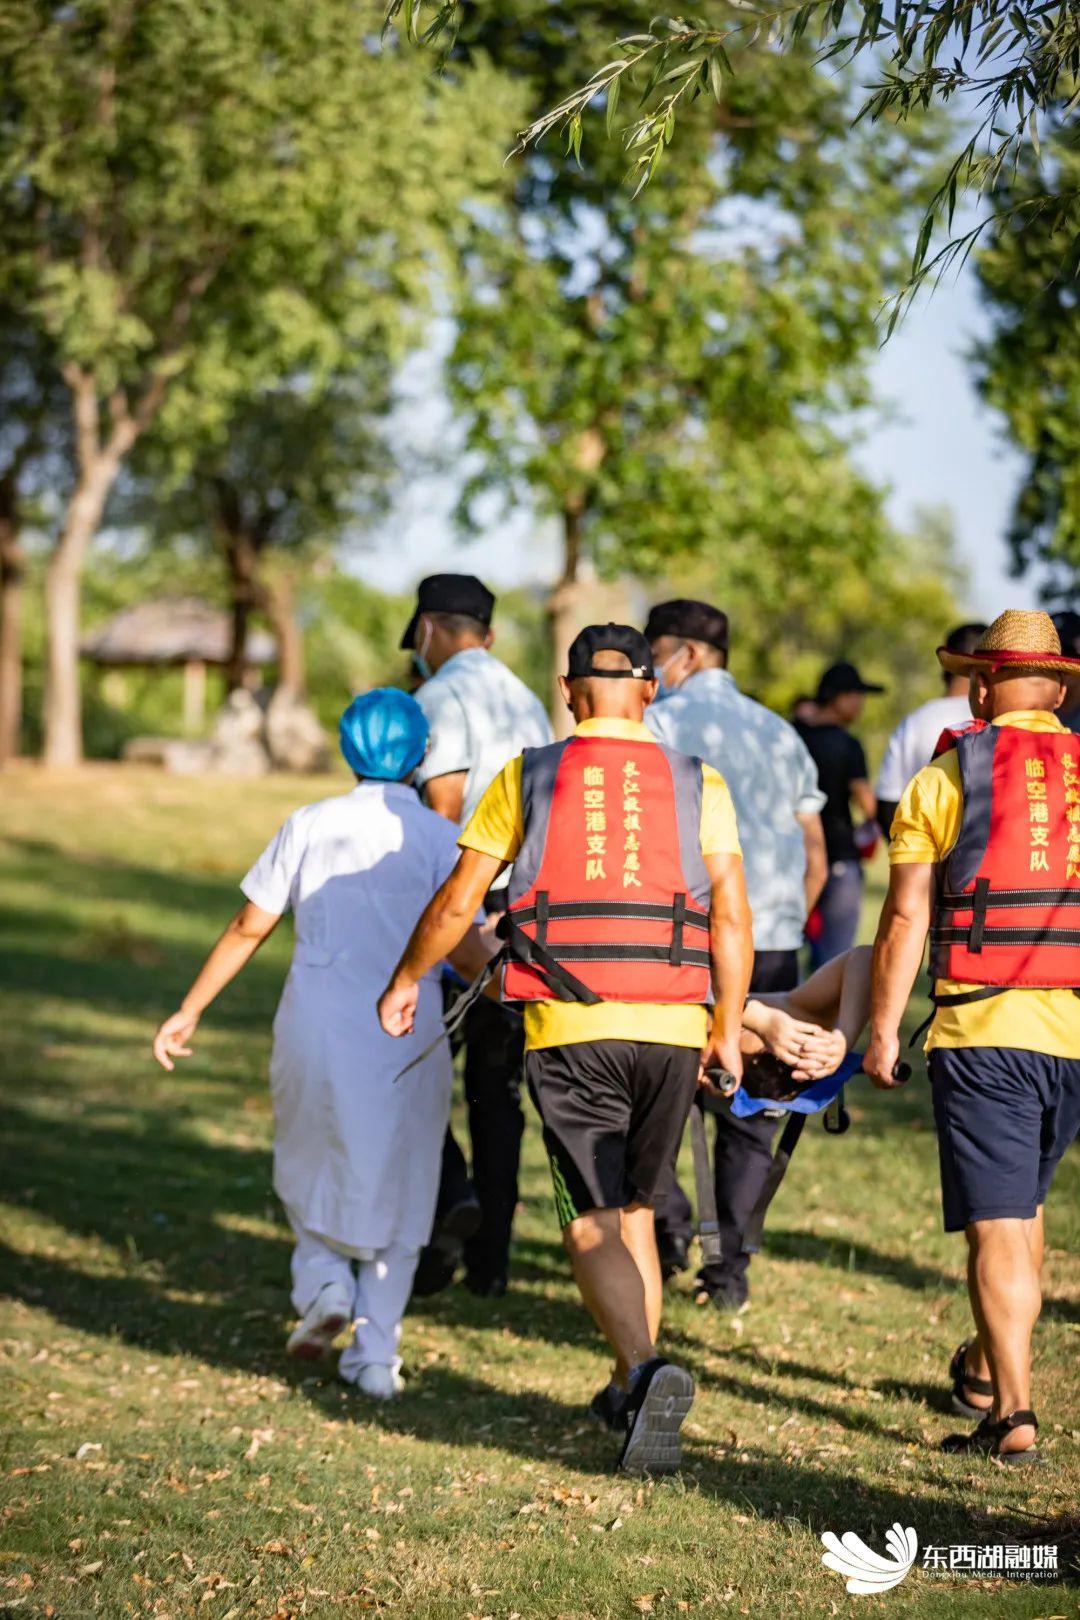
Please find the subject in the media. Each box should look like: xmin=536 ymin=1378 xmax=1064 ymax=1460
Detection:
xmin=892 ymin=1061 xmax=912 ymax=1084
xmin=701 ymin=1065 xmax=739 ymax=1097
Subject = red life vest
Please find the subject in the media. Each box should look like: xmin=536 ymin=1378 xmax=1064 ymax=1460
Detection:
xmin=502 ymin=734 xmax=712 ymax=1005
xmin=929 ymin=722 xmax=1080 ymax=987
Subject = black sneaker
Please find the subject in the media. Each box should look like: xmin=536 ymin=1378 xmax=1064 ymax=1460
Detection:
xmin=617 ymin=1357 xmax=694 ymax=1474
xmin=409 ymin=1246 xmax=457 ymax=1299
xmin=693 ymin=1280 xmax=748 ymax=1314
xmin=657 ymin=1234 xmax=690 ymax=1283
xmin=465 ymin=1273 xmax=507 ymax=1299
xmin=437 ymin=1194 xmax=483 ymax=1246
xmin=410 ymin=1195 xmax=484 ymax=1299
xmin=589 ymin=1382 xmax=628 ymax=1432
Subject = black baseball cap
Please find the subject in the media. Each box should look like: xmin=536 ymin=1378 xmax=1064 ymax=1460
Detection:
xmin=567 ymin=623 xmax=655 ymax=680
xmin=1051 ymin=611 xmax=1080 ymax=659
xmin=644 ymin=598 xmax=729 ymax=653
xmin=399 ymin=573 xmax=495 ymax=650
xmin=944 ymin=621 xmax=989 ymax=657
xmin=816 ymin=660 xmax=885 ymax=702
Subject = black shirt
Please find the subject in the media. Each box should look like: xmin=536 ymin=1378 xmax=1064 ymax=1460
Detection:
xmin=793 ymin=722 xmax=868 ymax=863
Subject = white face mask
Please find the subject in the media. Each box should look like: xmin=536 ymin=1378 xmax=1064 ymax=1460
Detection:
xmin=411 ymin=618 xmax=434 ymax=681
xmin=654 ymin=643 xmax=690 ymax=698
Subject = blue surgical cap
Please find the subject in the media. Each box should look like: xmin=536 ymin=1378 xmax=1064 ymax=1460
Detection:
xmin=339 ymin=688 xmax=429 ymax=782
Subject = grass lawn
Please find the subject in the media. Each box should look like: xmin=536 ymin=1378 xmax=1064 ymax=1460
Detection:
xmin=1 ymin=763 xmax=1077 ymax=1620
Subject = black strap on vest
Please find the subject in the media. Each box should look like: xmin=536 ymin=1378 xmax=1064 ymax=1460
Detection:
xmin=392 ymin=947 xmax=510 ymax=1084
xmin=969 ymin=876 xmax=990 ymax=953
xmin=509 ymin=898 xmax=709 ymax=930
xmin=910 ymin=980 xmax=1080 ymax=1046
xmin=498 ymin=910 xmax=604 ymax=1005
xmin=501 ymin=891 xmax=709 ymax=1000
xmin=670 ymin=892 xmax=686 ymax=966
xmin=936 ymin=886 xmax=1080 ymax=910
xmin=931 ymin=924 xmax=1080 ymax=947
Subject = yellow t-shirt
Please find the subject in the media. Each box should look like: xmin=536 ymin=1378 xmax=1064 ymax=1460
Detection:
xmin=890 ymin=709 xmax=1080 ymax=1056
xmin=460 ymin=717 xmax=742 ymax=1050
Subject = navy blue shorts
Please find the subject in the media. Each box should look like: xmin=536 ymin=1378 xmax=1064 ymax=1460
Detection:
xmin=929 ymin=1047 xmax=1080 ymax=1232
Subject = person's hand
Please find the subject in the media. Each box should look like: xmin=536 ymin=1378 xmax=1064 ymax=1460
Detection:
xmin=756 ymin=1004 xmax=831 ymax=1067
xmin=153 ymin=1008 xmax=200 ymax=1071
xmin=863 ymin=1029 xmax=903 ymax=1089
xmin=790 ymin=1026 xmax=848 ymax=1082
xmin=378 ymin=977 xmax=419 ymax=1037
xmin=699 ymin=1028 xmax=743 ymax=1096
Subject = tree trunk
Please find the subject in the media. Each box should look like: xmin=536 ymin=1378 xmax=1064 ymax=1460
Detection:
xmin=0 ymin=488 xmax=24 ymax=767
xmin=263 ymin=568 xmax=305 ymax=696
xmin=42 ymin=462 xmax=117 ymax=767
xmin=223 ymin=528 xmax=261 ymax=692
xmin=548 ymin=504 xmax=584 ymax=739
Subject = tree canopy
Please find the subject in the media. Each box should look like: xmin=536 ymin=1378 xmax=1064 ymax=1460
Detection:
xmin=433 ymin=0 xmax=940 ymax=693
xmin=390 ymin=0 xmax=1080 ymax=306
xmin=0 ymin=0 xmax=519 ymax=762
xmin=973 ymin=107 xmax=1080 ymax=598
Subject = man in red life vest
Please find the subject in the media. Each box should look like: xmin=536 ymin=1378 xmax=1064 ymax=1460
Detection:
xmin=865 ymin=611 xmax=1080 ymax=1466
xmin=378 ymin=624 xmax=753 ymax=1472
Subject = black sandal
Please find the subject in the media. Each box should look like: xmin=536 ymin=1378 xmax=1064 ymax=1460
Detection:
xmin=948 ymin=1338 xmax=994 ymax=1419
xmin=941 ymin=1409 xmax=1043 ymax=1467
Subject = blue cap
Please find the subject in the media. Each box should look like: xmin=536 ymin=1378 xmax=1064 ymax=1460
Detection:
xmin=339 ymin=688 xmax=429 ymax=781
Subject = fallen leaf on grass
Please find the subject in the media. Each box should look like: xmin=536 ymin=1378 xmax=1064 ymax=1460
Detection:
xmin=75 ymin=1443 xmax=101 ymax=1462
xmin=633 ymin=1597 xmax=654 ymax=1614
xmin=245 ymin=1427 xmax=274 ymax=1461
xmin=78 ymin=1561 xmax=104 ymax=1576
xmin=262 ymin=1541 xmax=291 ymax=1556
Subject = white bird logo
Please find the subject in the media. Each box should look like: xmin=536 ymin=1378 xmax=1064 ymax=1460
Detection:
xmin=820 ymin=1523 xmax=918 ymax=1594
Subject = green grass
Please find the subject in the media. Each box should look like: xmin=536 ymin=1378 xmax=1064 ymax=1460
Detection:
xmin=1 ymin=764 xmax=1077 ymax=1620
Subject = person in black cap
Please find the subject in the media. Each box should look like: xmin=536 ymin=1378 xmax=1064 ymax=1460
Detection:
xmin=1051 ymin=610 xmax=1080 ymax=733
xmin=643 ymin=597 xmax=828 ymax=1308
xmin=794 ymin=662 xmax=883 ymax=967
xmin=876 ymin=623 xmax=988 ymax=836
xmin=402 ymin=573 xmax=553 ymax=1300
xmin=378 ymin=624 xmax=753 ymax=1473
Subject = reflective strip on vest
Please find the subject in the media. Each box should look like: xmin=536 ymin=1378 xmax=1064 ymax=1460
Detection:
xmin=504 ymin=735 xmax=712 ymax=1005
xmin=929 ymin=724 xmax=1080 ymax=987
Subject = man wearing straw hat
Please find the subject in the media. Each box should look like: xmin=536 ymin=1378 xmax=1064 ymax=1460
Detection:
xmin=865 ymin=611 xmax=1080 ymax=1466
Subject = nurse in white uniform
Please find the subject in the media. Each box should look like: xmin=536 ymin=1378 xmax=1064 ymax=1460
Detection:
xmin=152 ymin=688 xmax=489 ymax=1398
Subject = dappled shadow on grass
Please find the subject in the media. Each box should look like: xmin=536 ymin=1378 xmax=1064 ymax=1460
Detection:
xmin=308 ymin=1366 xmax=1079 ymax=1571
xmin=1 ymin=938 xmax=286 ymax=1038
xmin=1 ymin=835 xmax=248 ymax=919
xmin=0 ymin=836 xmax=289 ymax=1030
xmin=760 ymin=1226 xmax=958 ymax=1295
xmin=760 ymin=1228 xmax=1080 ymax=1324
xmin=0 ymin=1098 xmax=937 ymax=1451
xmin=0 ymin=1102 xmax=594 ymax=1381
xmin=2 ymin=1096 xmax=1078 ymax=1576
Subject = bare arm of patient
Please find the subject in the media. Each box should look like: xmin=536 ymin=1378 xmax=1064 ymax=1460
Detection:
xmin=743 ymin=945 xmax=872 ymax=1080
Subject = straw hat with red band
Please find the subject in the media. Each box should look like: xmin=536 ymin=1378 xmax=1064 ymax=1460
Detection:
xmin=936 ymin=609 xmax=1080 ymax=678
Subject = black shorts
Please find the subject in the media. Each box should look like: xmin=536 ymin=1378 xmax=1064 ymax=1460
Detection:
xmin=525 ymin=1040 xmax=700 ymax=1224
xmin=929 ymin=1046 xmax=1080 ymax=1232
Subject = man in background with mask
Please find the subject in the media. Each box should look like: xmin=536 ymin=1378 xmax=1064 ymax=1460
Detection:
xmin=643 ymin=598 xmax=827 ymax=1307
xmin=404 ymin=573 xmax=554 ymax=1296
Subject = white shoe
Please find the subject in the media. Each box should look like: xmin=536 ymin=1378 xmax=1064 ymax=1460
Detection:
xmin=355 ymin=1363 xmax=404 ymax=1400
xmin=286 ymin=1282 xmax=353 ymax=1361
